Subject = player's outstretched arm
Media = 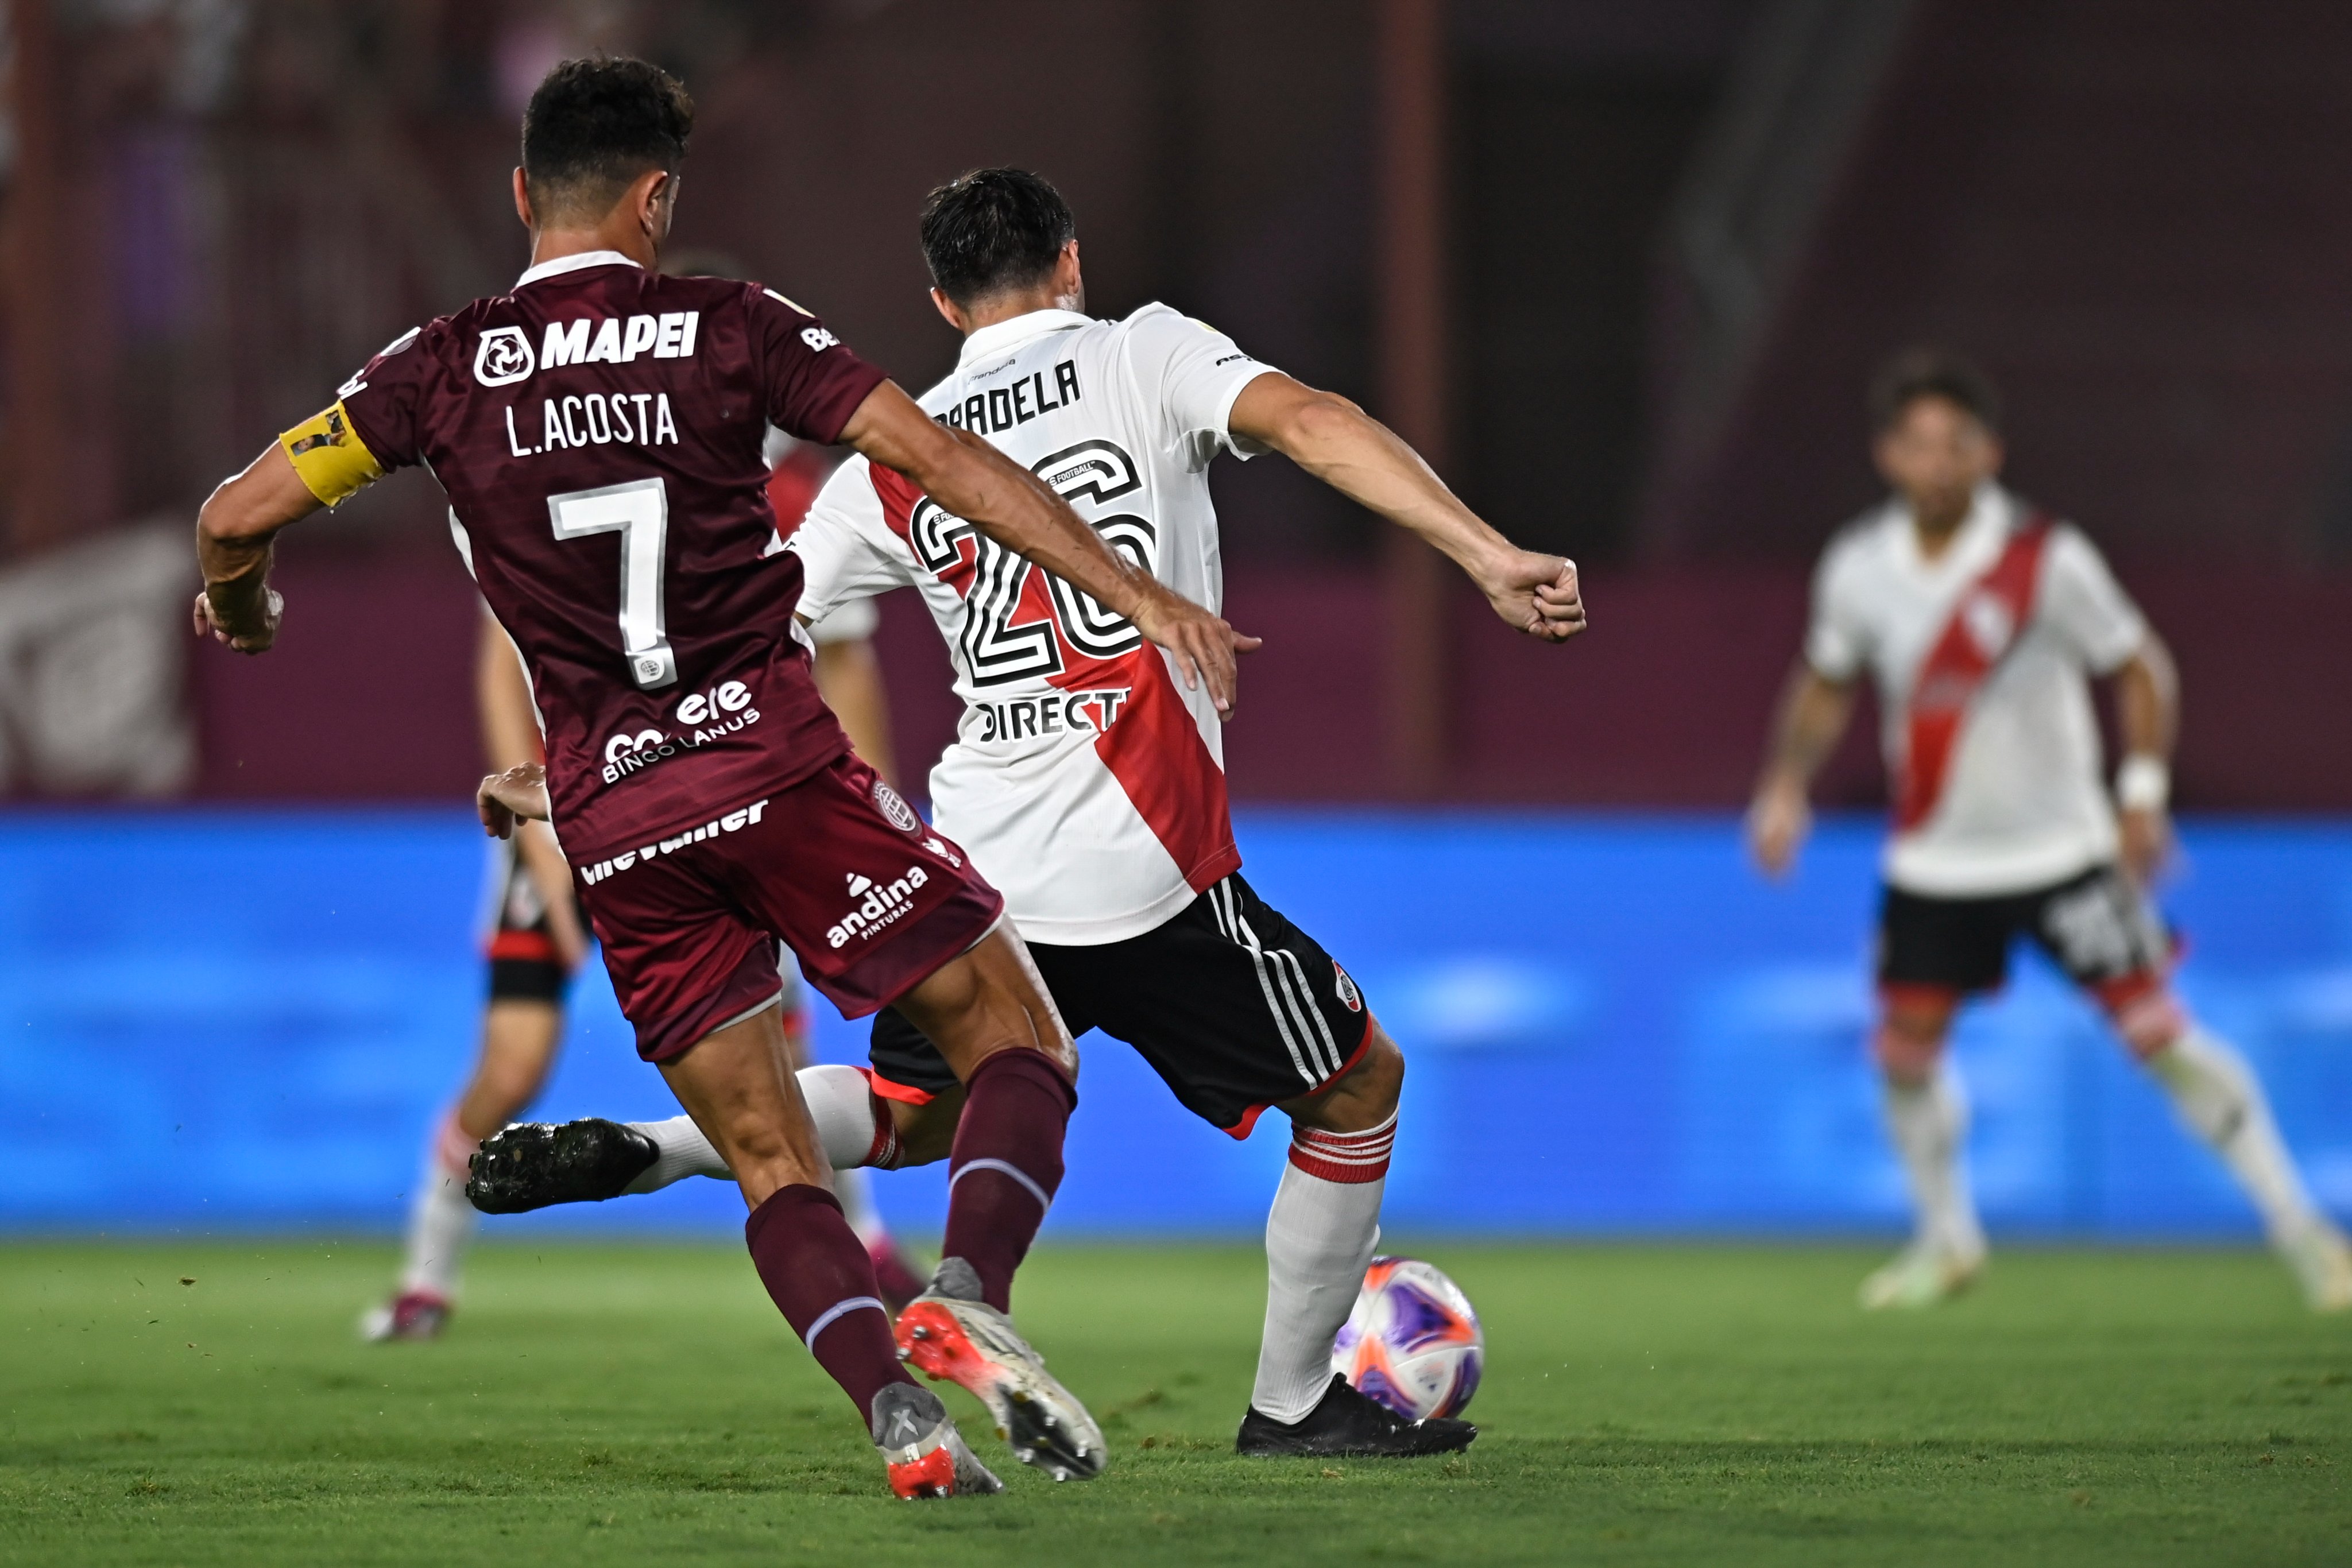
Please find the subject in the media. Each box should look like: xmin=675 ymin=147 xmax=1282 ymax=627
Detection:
xmin=1748 ymin=663 xmax=1858 ymax=878
xmin=1227 ymin=373 xmax=1585 ymax=642
xmin=838 ymin=381 xmax=1260 ymax=715
xmin=192 ymin=443 xmax=322 ymax=655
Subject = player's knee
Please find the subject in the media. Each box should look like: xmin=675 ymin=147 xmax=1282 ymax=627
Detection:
xmin=1352 ymin=1027 xmax=1405 ymax=1120
xmin=889 ymin=1089 xmax=964 ymax=1167
xmin=1290 ymin=1021 xmax=1401 ymax=1134
xmin=1874 ymin=989 xmax=1956 ymax=1084
xmin=2098 ymin=977 xmax=2187 ymax=1060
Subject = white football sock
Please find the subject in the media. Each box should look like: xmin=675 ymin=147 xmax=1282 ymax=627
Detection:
xmin=399 ymin=1116 xmax=478 ymax=1300
xmin=798 ymin=1063 xmax=897 ymax=1170
xmin=621 ymin=1115 xmax=729 ymax=1192
xmin=2147 ymin=1025 xmax=2319 ymax=1241
xmin=1251 ymin=1114 xmax=1396 ymax=1424
xmin=621 ymin=1064 xmax=895 ymax=1193
xmin=1883 ymin=1068 xmax=1985 ymax=1259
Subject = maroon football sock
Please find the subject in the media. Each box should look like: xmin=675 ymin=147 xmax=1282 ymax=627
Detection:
xmin=939 ymin=1047 xmax=1077 ymax=1313
xmin=744 ymin=1183 xmax=913 ymax=1426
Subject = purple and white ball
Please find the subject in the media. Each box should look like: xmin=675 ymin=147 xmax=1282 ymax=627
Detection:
xmin=1332 ymin=1256 xmax=1484 ymax=1420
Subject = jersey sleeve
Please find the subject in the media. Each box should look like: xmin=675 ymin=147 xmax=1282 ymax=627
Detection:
xmin=282 ymin=324 xmax=433 ymax=505
xmin=786 ymin=456 xmax=915 ymax=625
xmin=1122 ymin=304 xmax=1279 ymax=469
xmin=748 ymin=286 xmax=889 ymax=446
xmin=2040 ymin=524 xmax=2147 ymax=673
xmin=1802 ymin=533 xmax=1871 ymax=682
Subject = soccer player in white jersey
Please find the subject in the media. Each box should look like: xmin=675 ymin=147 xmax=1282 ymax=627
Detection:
xmin=469 ymin=167 xmax=1585 ymax=1455
xmin=1748 ymin=348 xmax=2352 ymax=1311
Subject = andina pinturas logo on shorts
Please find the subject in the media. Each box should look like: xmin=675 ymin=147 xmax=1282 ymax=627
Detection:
xmin=827 ymin=867 xmax=930 ymax=950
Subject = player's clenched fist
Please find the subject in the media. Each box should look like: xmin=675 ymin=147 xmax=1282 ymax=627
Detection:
xmin=190 ymin=586 xmax=283 ymax=655
xmin=1480 ymin=552 xmax=1585 ymax=642
xmin=477 ymin=763 xmax=552 ymax=840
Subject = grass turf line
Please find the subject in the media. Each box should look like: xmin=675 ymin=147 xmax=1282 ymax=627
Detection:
xmin=1 ymin=1240 xmax=2346 ymax=1566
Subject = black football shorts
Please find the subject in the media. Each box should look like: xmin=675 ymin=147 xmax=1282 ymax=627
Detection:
xmin=1877 ymin=862 xmax=2173 ymax=998
xmin=868 ymin=872 xmax=1374 ymax=1136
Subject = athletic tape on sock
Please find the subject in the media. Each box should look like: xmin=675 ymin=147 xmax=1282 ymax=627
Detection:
xmin=1289 ymin=1111 xmax=1397 ymax=1184
xmin=865 ymin=1096 xmax=903 ymax=1171
xmin=802 ymin=1294 xmax=887 ymax=1348
xmin=950 ymin=1156 xmax=1053 ymax=1211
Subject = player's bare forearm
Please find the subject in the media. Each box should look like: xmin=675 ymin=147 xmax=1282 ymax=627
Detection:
xmin=1228 ymin=373 xmax=1585 ymax=641
xmin=844 ymin=382 xmax=1158 ymax=613
xmin=2114 ymin=633 xmax=2179 ymax=761
xmin=194 ymin=444 xmax=320 ymax=653
xmin=841 ymin=380 xmax=1259 ymax=713
xmin=476 ymin=613 xmax=548 ymax=772
xmin=2111 ymin=633 xmax=2179 ymax=884
xmin=1747 ymin=663 xmax=1855 ymax=877
xmin=1761 ymin=664 xmax=1856 ymax=794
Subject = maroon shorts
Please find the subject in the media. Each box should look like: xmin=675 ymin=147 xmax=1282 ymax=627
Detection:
xmin=572 ymin=752 xmax=1004 ymax=1061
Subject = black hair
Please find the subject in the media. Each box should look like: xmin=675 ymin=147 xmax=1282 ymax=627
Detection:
xmin=919 ymin=168 xmax=1076 ymax=305
xmin=1869 ymin=346 xmax=2002 ymax=436
xmin=521 ymin=57 xmax=694 ymax=221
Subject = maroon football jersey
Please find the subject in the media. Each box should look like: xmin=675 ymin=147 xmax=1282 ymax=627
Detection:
xmin=332 ymin=252 xmax=888 ymax=860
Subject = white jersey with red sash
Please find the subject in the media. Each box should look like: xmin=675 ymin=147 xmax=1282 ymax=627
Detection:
xmin=790 ymin=304 xmax=1276 ymax=945
xmin=1805 ymin=483 xmax=2150 ymax=897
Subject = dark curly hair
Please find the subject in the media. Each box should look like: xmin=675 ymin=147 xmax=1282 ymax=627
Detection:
xmin=1869 ymin=346 xmax=2002 ymax=436
xmin=919 ymin=168 xmax=1076 ymax=306
xmin=521 ymin=56 xmax=694 ymax=222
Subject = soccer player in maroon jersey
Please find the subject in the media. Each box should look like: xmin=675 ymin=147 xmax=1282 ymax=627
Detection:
xmin=191 ymin=57 xmax=1249 ymax=1497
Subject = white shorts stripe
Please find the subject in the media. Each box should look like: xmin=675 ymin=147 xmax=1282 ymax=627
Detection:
xmin=1239 ymin=907 xmax=1332 ymax=1082
xmin=1213 ymin=880 xmax=1317 ymax=1086
xmin=1274 ymin=944 xmax=1341 ymax=1073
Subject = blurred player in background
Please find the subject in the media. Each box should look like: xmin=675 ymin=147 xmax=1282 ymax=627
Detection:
xmin=1748 ymin=349 xmax=2352 ymax=1312
xmin=365 ymin=452 xmax=923 ymax=1341
xmin=469 ymin=168 xmax=1584 ymax=1457
xmin=194 ymin=59 xmax=1252 ymax=1496
xmin=361 ymin=613 xmax=589 ymax=1342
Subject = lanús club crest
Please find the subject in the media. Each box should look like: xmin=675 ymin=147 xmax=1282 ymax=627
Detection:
xmin=873 ymin=778 xmax=920 ymax=834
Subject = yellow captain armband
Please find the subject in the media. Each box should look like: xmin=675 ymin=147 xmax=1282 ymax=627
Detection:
xmin=278 ymin=401 xmax=384 ymax=506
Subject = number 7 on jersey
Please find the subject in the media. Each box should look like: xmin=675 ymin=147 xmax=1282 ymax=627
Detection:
xmin=548 ymin=477 xmax=678 ymax=690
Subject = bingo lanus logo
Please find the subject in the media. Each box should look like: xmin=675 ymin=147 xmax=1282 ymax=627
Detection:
xmin=474 ymin=326 xmax=536 ymax=386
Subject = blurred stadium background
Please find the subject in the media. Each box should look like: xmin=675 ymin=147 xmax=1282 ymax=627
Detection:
xmin=2 ymin=0 xmax=2349 ymax=1242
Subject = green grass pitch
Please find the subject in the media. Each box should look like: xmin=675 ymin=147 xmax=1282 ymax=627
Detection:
xmin=2 ymin=1239 xmax=2346 ymax=1566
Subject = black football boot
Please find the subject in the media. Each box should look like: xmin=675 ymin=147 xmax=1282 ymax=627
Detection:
xmin=465 ymin=1119 xmax=659 ymax=1214
xmin=1234 ymin=1373 xmax=1476 ymax=1458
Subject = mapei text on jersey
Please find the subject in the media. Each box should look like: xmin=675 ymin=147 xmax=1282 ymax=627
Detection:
xmin=492 ymin=311 xmax=703 ymax=458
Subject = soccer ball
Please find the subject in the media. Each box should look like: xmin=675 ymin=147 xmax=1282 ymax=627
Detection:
xmin=1331 ymin=1256 xmax=1483 ymax=1419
